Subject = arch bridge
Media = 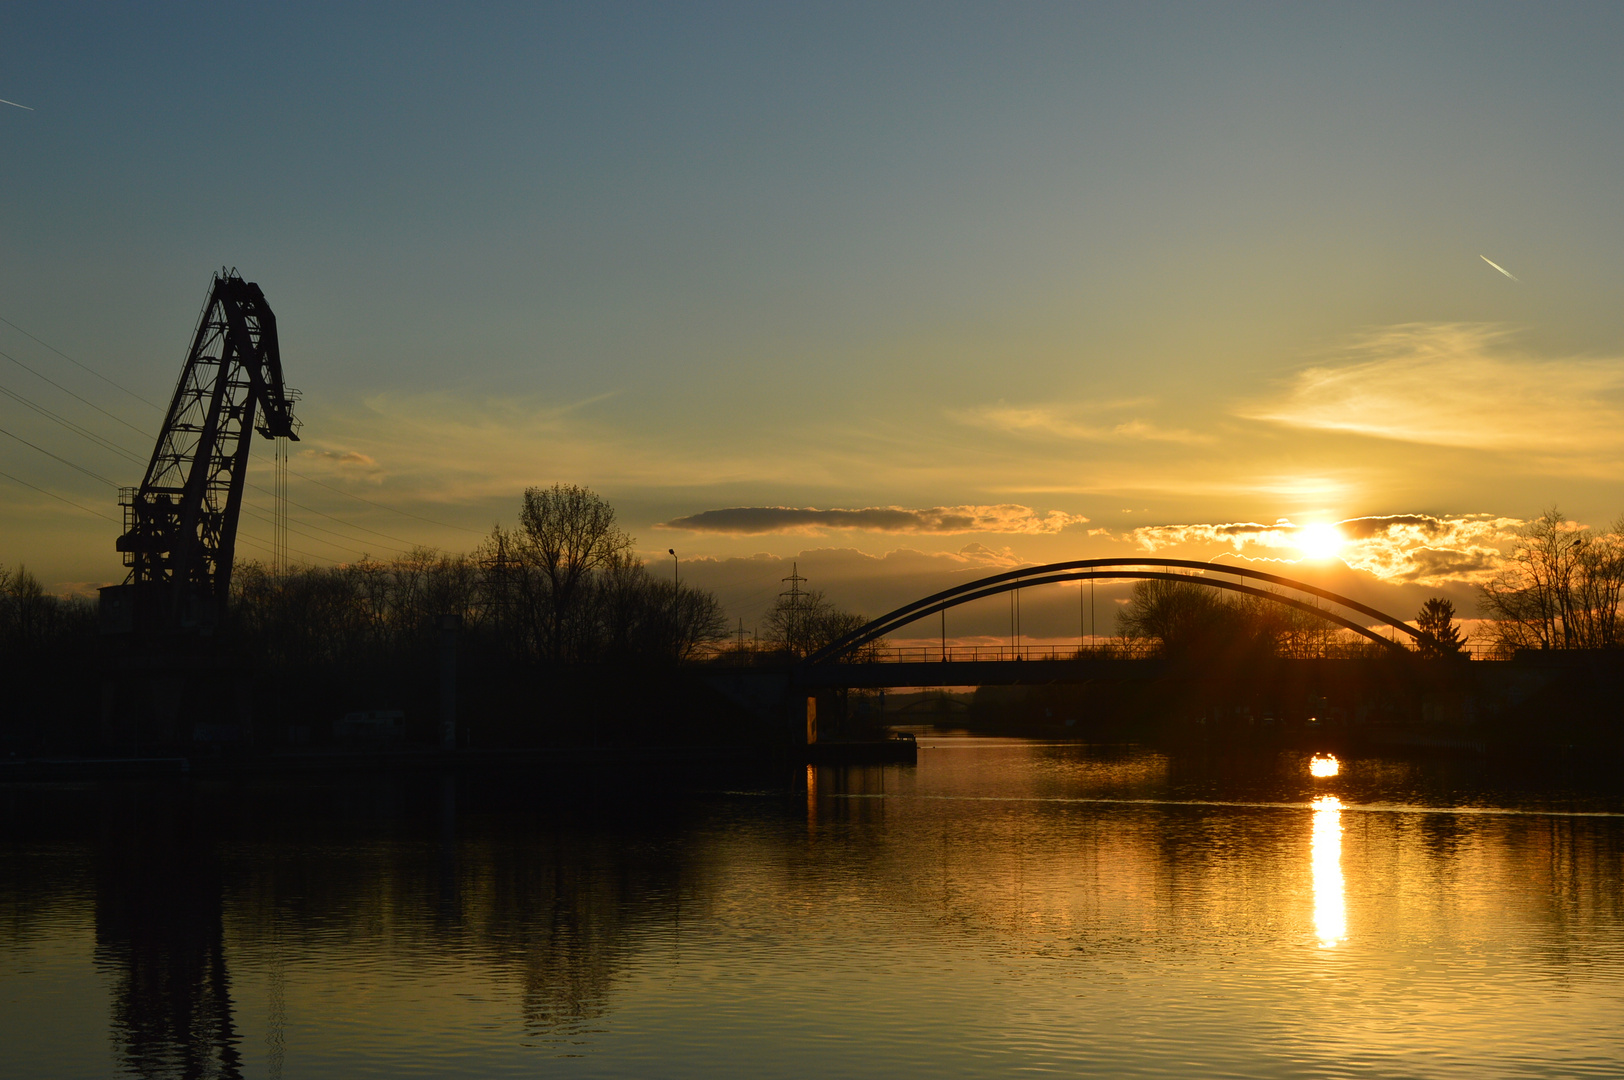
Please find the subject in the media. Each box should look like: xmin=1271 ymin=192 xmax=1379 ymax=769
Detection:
xmin=803 ymin=558 xmax=1430 ymax=673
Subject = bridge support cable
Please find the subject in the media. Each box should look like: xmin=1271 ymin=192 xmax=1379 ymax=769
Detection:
xmin=803 ymin=558 xmax=1430 ymax=666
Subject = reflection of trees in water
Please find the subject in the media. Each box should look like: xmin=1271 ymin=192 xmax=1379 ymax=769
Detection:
xmin=10 ymin=761 xmax=1624 ymax=1070
xmin=93 ymin=788 xmax=242 ymax=1080
xmin=217 ymin=779 xmax=699 ymax=1043
xmin=488 ymin=830 xmax=675 ymax=1038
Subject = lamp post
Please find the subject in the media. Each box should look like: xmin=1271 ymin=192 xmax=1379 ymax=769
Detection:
xmin=669 ymin=548 xmax=678 ymax=587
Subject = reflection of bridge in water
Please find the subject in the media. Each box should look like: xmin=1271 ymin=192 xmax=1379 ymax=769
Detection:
xmin=792 ymin=558 xmax=1439 ymax=690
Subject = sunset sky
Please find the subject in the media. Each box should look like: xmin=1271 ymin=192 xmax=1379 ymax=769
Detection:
xmin=4 ymin=3 xmax=1624 ymax=639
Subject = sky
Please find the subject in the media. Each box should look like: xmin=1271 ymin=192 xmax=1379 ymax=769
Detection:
xmin=4 ymin=2 xmax=1624 ymax=641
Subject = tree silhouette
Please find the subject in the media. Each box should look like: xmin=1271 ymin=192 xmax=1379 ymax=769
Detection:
xmin=1478 ymin=508 xmax=1624 ymax=651
xmin=1415 ymin=597 xmax=1465 ymax=658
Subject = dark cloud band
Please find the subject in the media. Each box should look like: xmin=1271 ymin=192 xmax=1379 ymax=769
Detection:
xmin=663 ymin=505 xmax=1085 ymax=536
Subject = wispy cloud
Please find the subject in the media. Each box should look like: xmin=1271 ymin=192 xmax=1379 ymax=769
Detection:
xmin=663 ymin=504 xmax=1088 ymax=536
xmin=305 ymin=448 xmax=379 ymax=469
xmin=1126 ymin=512 xmax=1520 ymax=584
xmin=955 ymin=404 xmax=1213 ymax=445
xmin=1245 ymin=324 xmax=1624 ymax=466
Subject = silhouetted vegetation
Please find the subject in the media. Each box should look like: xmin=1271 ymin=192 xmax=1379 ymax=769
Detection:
xmin=1415 ymin=598 xmax=1466 ymax=658
xmin=1478 ymin=508 xmax=1624 ymax=653
xmin=231 ymin=485 xmax=727 ymax=672
xmin=761 ymin=584 xmax=873 ymax=660
xmin=0 ymin=564 xmax=97 ymax=749
xmin=1116 ymin=578 xmax=1380 ymax=661
xmin=0 ymin=563 xmax=94 ymax=652
xmin=481 ymin=484 xmax=727 ymax=664
xmin=221 ymin=485 xmax=739 ymax=747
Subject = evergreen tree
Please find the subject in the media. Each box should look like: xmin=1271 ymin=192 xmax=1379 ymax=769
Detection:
xmin=1416 ymin=597 xmax=1465 ymax=658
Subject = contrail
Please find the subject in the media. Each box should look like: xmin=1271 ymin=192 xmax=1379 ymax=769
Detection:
xmin=0 ymin=98 xmax=33 ymax=111
xmin=1480 ymin=255 xmax=1518 ymax=282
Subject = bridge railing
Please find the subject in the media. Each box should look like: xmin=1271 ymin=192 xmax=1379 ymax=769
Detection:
xmin=694 ymin=640 xmax=1498 ymax=664
xmin=817 ymin=641 xmax=1498 ymax=663
xmin=864 ymin=643 xmax=1160 ymax=663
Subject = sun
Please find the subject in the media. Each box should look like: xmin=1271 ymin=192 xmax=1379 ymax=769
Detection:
xmin=1294 ymin=522 xmax=1345 ymax=561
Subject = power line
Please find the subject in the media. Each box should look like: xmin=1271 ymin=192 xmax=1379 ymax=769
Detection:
xmin=285 ymin=467 xmax=485 ymax=534
xmin=242 ymin=481 xmax=424 ymax=549
xmin=231 ymin=527 xmax=336 ymax=568
xmin=0 ymin=467 xmax=119 ymax=522
xmin=0 ymin=346 xmax=153 ymax=437
xmin=0 ymin=373 xmax=432 ymax=552
xmin=0 ymin=312 xmax=166 ymax=411
xmin=0 ymin=424 xmax=119 ymax=487
xmin=0 ymin=313 xmax=484 ymax=539
xmin=0 ymin=311 xmax=466 ymax=572
xmin=0 ymin=381 xmax=147 ymax=465
xmin=240 ymin=501 xmax=413 ymax=557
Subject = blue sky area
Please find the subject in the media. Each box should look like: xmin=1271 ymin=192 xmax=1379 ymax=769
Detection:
xmin=4 ymin=3 xmax=1624 ymax=636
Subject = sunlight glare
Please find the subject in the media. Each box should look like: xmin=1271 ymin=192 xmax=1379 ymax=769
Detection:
xmin=1309 ymin=753 xmax=1339 ymax=778
xmin=1294 ymin=522 xmax=1345 ymax=561
xmin=1311 ymin=794 xmax=1345 ymax=947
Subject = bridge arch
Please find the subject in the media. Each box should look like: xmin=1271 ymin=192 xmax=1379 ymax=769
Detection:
xmin=803 ymin=558 xmax=1426 ymax=665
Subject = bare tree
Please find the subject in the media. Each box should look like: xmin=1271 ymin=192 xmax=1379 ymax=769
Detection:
xmin=518 ymin=484 xmax=634 ymax=661
xmin=1478 ymin=509 xmax=1624 ymax=652
xmin=763 ymin=588 xmax=874 ymax=660
xmin=1117 ymin=578 xmax=1230 ymax=655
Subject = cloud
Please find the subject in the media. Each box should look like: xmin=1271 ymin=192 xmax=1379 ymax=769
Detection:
xmin=663 ymin=504 xmax=1088 ymax=536
xmin=51 ymin=580 xmax=115 ymax=599
xmin=672 ymin=544 xmax=1051 ymax=633
xmin=1245 ymin=324 xmax=1624 ymax=466
xmin=1125 ymin=513 xmax=1521 ymax=585
xmin=955 ymin=404 xmax=1213 ymax=445
xmin=306 ymin=448 xmax=378 ymax=469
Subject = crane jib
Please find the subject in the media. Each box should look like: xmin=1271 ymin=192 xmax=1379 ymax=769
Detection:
xmin=100 ymin=271 xmax=300 ymax=637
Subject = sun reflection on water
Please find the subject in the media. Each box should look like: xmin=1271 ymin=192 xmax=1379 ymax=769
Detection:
xmin=1309 ymin=753 xmax=1339 ymax=778
xmin=1312 ymin=794 xmax=1345 ymax=948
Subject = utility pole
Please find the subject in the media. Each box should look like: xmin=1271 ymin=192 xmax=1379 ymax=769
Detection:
xmin=780 ymin=563 xmax=812 ymax=656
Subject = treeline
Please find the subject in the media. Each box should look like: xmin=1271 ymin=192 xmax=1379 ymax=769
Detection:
xmin=225 ymin=485 xmax=751 ymax=746
xmin=0 ymin=565 xmax=97 ymax=743
xmin=1116 ymin=578 xmax=1392 ymax=661
xmin=232 ymin=484 xmax=729 ymax=668
xmin=1114 ymin=505 xmax=1624 ymax=660
xmin=1478 ymin=508 xmax=1624 ymax=653
xmin=0 ymin=563 xmax=94 ymax=652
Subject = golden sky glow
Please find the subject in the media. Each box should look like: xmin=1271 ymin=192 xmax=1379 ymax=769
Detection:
xmin=3 ymin=7 xmax=1624 ymax=632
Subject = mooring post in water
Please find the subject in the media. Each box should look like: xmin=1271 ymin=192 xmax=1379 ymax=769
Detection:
xmin=806 ymin=696 xmax=817 ymax=744
xmin=438 ymin=614 xmax=460 ymax=750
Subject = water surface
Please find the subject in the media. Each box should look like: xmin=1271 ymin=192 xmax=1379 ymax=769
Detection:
xmin=3 ymin=740 xmax=1623 ymax=1078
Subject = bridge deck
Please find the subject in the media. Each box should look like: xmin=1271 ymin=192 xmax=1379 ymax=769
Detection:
xmin=793 ymin=658 xmax=1160 ymax=688
xmin=784 ymin=656 xmax=1424 ymax=689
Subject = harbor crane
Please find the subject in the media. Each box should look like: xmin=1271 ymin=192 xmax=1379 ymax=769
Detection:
xmin=100 ymin=270 xmax=299 ymax=638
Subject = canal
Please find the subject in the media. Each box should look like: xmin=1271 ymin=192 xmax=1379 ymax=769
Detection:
xmin=3 ymin=738 xmax=1623 ymax=1078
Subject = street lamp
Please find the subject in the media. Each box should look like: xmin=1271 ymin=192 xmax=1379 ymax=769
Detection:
xmin=669 ymin=548 xmax=678 ymax=587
